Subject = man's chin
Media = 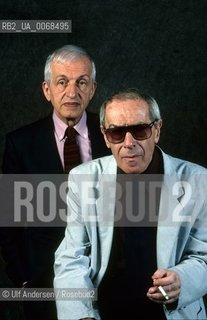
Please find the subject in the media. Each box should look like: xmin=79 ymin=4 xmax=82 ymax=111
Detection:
xmin=65 ymin=113 xmax=82 ymax=126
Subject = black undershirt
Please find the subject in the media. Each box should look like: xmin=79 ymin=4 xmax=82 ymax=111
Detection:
xmin=98 ymin=147 xmax=166 ymax=319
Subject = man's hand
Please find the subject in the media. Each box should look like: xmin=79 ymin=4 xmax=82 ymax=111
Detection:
xmin=147 ymin=269 xmax=181 ymax=304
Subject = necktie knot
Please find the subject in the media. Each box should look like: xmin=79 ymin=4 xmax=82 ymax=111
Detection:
xmin=65 ymin=127 xmax=77 ymax=140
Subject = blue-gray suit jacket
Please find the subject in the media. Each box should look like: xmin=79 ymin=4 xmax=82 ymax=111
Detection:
xmin=54 ymin=151 xmax=207 ymax=320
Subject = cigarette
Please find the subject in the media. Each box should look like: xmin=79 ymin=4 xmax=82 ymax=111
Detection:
xmin=158 ymin=286 xmax=169 ymax=300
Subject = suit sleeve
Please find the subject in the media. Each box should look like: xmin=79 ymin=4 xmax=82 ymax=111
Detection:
xmin=169 ymin=196 xmax=207 ymax=310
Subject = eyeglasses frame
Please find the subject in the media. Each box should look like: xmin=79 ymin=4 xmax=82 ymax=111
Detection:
xmin=103 ymin=119 xmax=159 ymax=144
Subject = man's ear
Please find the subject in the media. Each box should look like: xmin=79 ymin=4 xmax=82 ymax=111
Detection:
xmin=155 ymin=119 xmax=162 ymax=143
xmin=42 ymin=81 xmax=51 ymax=102
xmin=100 ymin=125 xmax=111 ymax=149
xmin=89 ymin=81 xmax=97 ymax=100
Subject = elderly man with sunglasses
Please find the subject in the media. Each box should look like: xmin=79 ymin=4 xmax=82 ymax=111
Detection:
xmin=54 ymin=88 xmax=207 ymax=320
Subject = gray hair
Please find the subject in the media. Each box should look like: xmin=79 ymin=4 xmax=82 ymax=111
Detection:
xmin=44 ymin=44 xmax=96 ymax=82
xmin=100 ymin=88 xmax=161 ymax=126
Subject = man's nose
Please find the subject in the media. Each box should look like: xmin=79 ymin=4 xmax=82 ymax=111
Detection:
xmin=65 ymin=83 xmax=77 ymax=98
xmin=123 ymin=131 xmax=137 ymax=148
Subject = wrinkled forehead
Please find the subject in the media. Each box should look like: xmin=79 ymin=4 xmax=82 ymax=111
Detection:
xmin=105 ymin=98 xmax=150 ymax=126
xmin=52 ymin=54 xmax=92 ymax=66
xmin=50 ymin=56 xmax=93 ymax=75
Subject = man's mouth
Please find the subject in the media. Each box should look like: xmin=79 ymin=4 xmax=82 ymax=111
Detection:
xmin=122 ymin=153 xmax=143 ymax=161
xmin=63 ymin=101 xmax=80 ymax=108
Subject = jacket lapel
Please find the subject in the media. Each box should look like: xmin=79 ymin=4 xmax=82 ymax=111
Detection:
xmin=157 ymin=177 xmax=183 ymax=267
xmin=86 ymin=112 xmax=110 ymax=159
xmin=39 ymin=115 xmax=63 ymax=173
xmin=96 ymin=156 xmax=117 ymax=275
xmin=157 ymin=151 xmax=188 ymax=268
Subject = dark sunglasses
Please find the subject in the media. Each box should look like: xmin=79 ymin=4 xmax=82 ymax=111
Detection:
xmin=104 ymin=120 xmax=158 ymax=144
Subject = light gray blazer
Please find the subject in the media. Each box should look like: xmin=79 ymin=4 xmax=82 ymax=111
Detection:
xmin=54 ymin=151 xmax=207 ymax=320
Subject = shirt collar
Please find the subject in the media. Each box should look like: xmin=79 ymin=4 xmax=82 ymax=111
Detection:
xmin=74 ymin=111 xmax=88 ymax=139
xmin=53 ymin=112 xmax=68 ymax=141
xmin=52 ymin=111 xmax=88 ymax=141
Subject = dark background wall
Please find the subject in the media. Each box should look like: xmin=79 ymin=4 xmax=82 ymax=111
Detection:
xmin=0 ymin=0 xmax=207 ymax=169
